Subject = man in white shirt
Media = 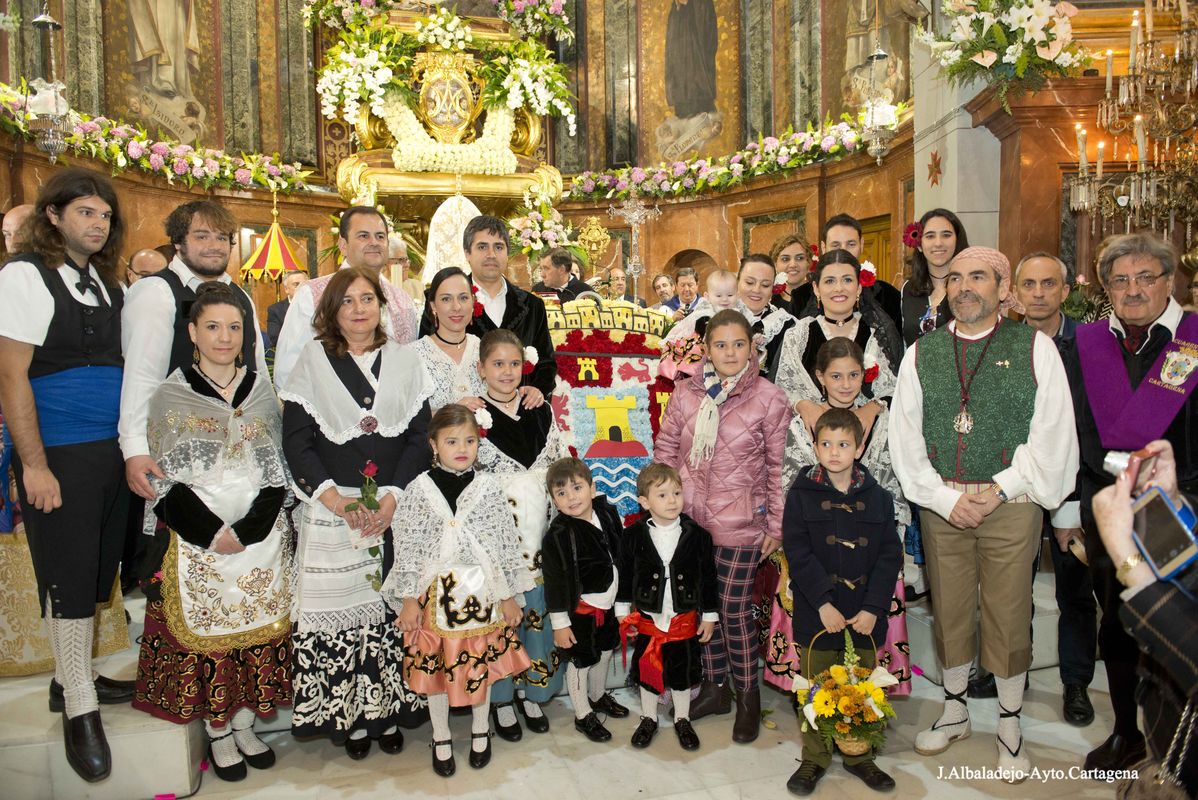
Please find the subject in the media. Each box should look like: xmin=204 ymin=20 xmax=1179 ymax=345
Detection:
xmin=273 ymin=206 xmax=417 ymax=390
xmin=889 ymin=246 xmax=1078 ymax=783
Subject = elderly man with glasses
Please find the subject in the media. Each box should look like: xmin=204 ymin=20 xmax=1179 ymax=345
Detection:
xmin=1059 ymin=232 xmax=1198 ymax=773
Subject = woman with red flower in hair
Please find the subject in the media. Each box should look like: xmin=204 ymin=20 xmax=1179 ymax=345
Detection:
xmin=414 ymin=267 xmax=487 ymax=413
xmin=769 ymin=234 xmax=813 ymax=309
xmin=763 ymin=336 xmax=911 ymax=700
xmin=901 ymin=209 xmax=970 ymax=347
xmin=279 ymin=267 xmax=434 ymax=759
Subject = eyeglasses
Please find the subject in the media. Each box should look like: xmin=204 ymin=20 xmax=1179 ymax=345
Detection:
xmin=1107 ymin=272 xmax=1165 ymax=292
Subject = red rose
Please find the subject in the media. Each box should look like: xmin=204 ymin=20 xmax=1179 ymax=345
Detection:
xmin=522 ymin=360 xmax=534 ymax=375
xmin=864 ymin=365 xmax=879 ymax=383
xmin=859 ymin=270 xmax=876 ymax=288
xmin=473 ymin=300 xmax=485 ymax=318
xmin=362 ymin=460 xmax=379 ymax=478
xmin=772 ymin=283 xmax=785 ymax=296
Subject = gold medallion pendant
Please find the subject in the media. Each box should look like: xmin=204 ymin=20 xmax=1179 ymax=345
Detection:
xmin=953 ymin=409 xmax=974 ymax=435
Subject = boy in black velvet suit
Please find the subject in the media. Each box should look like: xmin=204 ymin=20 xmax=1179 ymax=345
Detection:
xmin=542 ymin=457 xmax=630 ymax=742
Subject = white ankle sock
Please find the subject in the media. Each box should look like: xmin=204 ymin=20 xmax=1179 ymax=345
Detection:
xmin=935 ymin=663 xmax=971 ymax=729
xmin=639 ymin=688 xmax=658 ymax=721
xmin=205 ymin=720 xmax=243 ymax=768
xmin=471 ymin=688 xmax=491 ymax=753
xmin=230 ymin=707 xmax=269 ymax=756
xmin=48 ymin=614 xmax=98 ymax=718
xmin=588 ymin=650 xmax=612 ymax=702
xmin=672 ymin=689 xmax=691 ymax=722
xmin=567 ymin=664 xmax=592 ymax=719
xmin=995 ymin=673 xmax=1026 ymax=754
xmin=517 ymin=689 xmax=544 ymax=719
xmin=908 ymin=563 xmax=926 ymax=593
xmin=428 ymin=693 xmax=453 ymax=761
xmin=495 ymin=702 xmax=518 ymax=728
xmin=348 ymin=728 xmax=368 ymax=741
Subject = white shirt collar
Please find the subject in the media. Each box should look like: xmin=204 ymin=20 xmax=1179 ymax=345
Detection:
xmin=1107 ymin=297 xmax=1183 ymax=339
xmin=474 ymin=278 xmax=508 ymax=303
xmin=947 ymin=316 xmax=1001 ymax=341
xmin=168 ymin=254 xmax=231 ymax=291
xmin=648 ymin=516 xmax=682 ymax=535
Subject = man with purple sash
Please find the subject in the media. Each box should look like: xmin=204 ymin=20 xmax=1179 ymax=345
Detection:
xmin=1059 ymin=232 xmax=1198 ymax=772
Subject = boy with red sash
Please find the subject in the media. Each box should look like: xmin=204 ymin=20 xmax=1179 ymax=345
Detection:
xmin=1059 ymin=232 xmax=1198 ymax=772
xmin=616 ymin=463 xmax=718 ymax=751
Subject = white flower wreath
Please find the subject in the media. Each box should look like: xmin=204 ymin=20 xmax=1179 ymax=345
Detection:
xmin=379 ymin=90 xmax=519 ymax=176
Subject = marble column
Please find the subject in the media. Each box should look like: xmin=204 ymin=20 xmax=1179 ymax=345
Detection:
xmin=62 ymin=0 xmax=104 ymax=115
xmin=221 ymin=0 xmax=260 ymax=154
xmin=790 ymin=0 xmax=820 ymax=131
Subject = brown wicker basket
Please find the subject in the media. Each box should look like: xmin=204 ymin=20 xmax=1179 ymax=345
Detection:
xmin=803 ymin=629 xmax=879 ymax=758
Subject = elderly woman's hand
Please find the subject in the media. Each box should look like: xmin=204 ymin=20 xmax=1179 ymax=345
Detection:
xmin=1092 ymin=469 xmax=1156 ymax=590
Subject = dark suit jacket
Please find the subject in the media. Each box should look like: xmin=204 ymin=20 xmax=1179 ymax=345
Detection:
xmin=531 ymin=276 xmax=593 ymax=303
xmin=266 ymin=299 xmax=289 ymax=348
xmin=445 ymin=280 xmax=558 ymax=397
xmin=622 ymin=293 xmax=647 ymax=308
xmin=617 ymin=514 xmax=718 ymax=616
xmin=542 ymin=495 xmax=624 ymax=615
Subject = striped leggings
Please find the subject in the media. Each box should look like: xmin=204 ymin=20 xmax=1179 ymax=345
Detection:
xmin=701 ymin=543 xmax=761 ymax=693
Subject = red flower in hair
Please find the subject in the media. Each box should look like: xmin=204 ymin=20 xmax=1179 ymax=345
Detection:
xmin=859 ymin=270 xmax=876 ymax=287
xmin=902 ymin=222 xmax=923 ymax=249
xmin=864 ymin=365 xmax=879 ymax=383
xmin=808 ymin=243 xmax=820 ymax=273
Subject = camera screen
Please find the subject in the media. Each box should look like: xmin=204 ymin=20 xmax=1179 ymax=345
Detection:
xmin=1135 ymin=493 xmax=1197 ymax=566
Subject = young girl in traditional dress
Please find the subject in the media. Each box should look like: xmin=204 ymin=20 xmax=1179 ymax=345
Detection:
xmin=384 ymin=404 xmax=533 ymax=777
xmin=472 ymin=329 xmax=569 ymax=740
xmin=764 ymin=336 xmax=911 ymax=698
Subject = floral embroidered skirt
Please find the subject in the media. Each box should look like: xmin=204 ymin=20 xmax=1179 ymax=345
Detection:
xmin=134 ymin=597 xmax=291 ymax=726
xmin=290 ymin=621 xmax=428 ymax=741
xmin=404 ymin=595 xmax=531 ymax=708
xmin=762 ymin=554 xmax=911 ymax=697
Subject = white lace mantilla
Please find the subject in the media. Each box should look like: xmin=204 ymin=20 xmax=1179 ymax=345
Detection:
xmin=664 ymin=299 xmax=795 ymax=351
xmin=278 ymin=340 xmax=432 ymax=445
xmin=774 ymin=317 xmax=898 ymax=408
xmin=382 ymin=472 xmax=534 ymax=612
xmin=414 ymin=335 xmax=485 ymax=411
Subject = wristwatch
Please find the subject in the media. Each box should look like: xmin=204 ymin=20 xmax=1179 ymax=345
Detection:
xmin=993 ymin=485 xmax=1009 ymax=503
xmin=1115 ymin=551 xmax=1145 ymax=586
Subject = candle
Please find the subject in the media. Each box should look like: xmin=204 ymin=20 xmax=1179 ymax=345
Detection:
xmin=1135 ymin=115 xmax=1147 ymax=166
xmin=1076 ymin=124 xmax=1089 ymax=173
xmin=1130 ymin=17 xmax=1140 ymax=71
xmin=1097 ymin=141 xmax=1105 ymax=179
xmin=1145 ymin=0 xmax=1153 ymax=38
xmin=1106 ymin=50 xmax=1114 ymax=94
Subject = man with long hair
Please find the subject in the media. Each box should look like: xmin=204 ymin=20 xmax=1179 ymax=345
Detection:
xmin=0 ymin=168 xmax=132 ymax=782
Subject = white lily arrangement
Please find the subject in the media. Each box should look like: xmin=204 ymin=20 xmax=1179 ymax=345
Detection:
xmin=415 ymin=7 xmax=473 ymax=52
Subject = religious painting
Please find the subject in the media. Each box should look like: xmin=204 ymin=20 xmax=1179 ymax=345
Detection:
xmin=821 ymin=0 xmax=912 ymax=121
xmin=639 ymin=0 xmax=742 ymax=163
xmin=102 ymin=1 xmax=222 ymax=147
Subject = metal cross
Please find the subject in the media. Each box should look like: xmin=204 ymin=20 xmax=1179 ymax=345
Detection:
xmin=608 ymin=194 xmax=661 ymax=301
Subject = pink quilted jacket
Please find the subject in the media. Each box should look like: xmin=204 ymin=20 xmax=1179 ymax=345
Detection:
xmin=654 ymin=360 xmax=793 ymax=548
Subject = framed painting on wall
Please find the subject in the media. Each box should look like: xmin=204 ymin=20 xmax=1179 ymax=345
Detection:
xmin=821 ymin=0 xmax=913 ymax=122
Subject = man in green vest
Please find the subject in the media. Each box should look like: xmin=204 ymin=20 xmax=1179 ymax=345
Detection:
xmin=889 ymin=246 xmax=1079 ymax=784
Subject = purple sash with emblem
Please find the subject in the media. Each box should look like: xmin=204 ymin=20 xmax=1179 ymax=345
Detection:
xmin=1076 ymin=313 xmax=1198 ymax=450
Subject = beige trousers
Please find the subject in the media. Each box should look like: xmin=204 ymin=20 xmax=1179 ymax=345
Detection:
xmin=920 ymin=503 xmax=1042 ymax=678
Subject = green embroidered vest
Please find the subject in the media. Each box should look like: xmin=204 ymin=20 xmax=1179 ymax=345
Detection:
xmin=916 ymin=321 xmax=1038 ymax=483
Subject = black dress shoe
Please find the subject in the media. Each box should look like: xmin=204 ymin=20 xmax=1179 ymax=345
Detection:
xmin=468 ymin=732 xmax=492 ymax=769
xmin=574 ymin=712 xmax=612 ymax=742
xmin=967 ymin=673 xmax=997 ymax=698
xmin=379 ymin=729 xmax=404 ymax=754
xmin=344 ymin=735 xmax=371 ymax=760
xmin=904 ymin=584 xmax=930 ymax=603
xmin=240 ymin=745 xmax=275 ymax=771
xmin=430 ymin=739 xmax=455 ymax=777
xmin=518 ymin=700 xmax=550 ymax=734
xmin=592 ymin=692 xmax=630 ymax=718
xmin=630 ymin=717 xmax=658 ymax=748
xmin=491 ymin=703 xmax=523 ymax=742
xmin=207 ymin=735 xmax=248 ymax=783
xmin=62 ymin=711 xmax=111 ymax=783
xmin=786 ymin=761 xmax=826 ymax=797
xmin=1062 ymin=684 xmax=1095 ymax=727
xmin=49 ymin=675 xmax=136 ymax=713
xmin=844 ymin=761 xmax=896 ymax=792
xmin=674 ymin=718 xmax=700 ymax=751
xmin=1084 ymin=733 xmax=1147 ymax=771
xmin=690 ymin=679 xmax=732 ymax=720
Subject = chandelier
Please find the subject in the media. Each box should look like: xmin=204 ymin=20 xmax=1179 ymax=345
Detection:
xmin=858 ymin=0 xmax=898 ymax=166
xmin=27 ymin=4 xmax=68 ymax=163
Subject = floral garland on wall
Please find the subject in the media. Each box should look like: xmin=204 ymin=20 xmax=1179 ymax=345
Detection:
xmin=567 ymin=120 xmax=861 ymax=202
xmin=916 ymin=0 xmax=1088 ymax=113
xmin=0 ymin=80 xmax=310 ymax=193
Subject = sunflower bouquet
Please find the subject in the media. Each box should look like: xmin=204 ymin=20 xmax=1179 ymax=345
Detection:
xmin=793 ymin=630 xmax=898 ymax=754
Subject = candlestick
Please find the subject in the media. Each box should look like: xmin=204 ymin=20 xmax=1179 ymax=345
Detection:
xmin=1097 ymin=141 xmax=1105 ymax=179
xmin=1076 ymin=124 xmax=1088 ymax=173
xmin=1130 ymin=17 xmax=1140 ymax=71
xmin=1106 ymin=50 xmax=1114 ymax=94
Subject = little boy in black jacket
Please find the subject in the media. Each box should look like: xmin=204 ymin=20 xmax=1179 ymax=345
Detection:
xmin=542 ymin=457 xmax=630 ymax=743
xmin=783 ymin=409 xmax=900 ymax=796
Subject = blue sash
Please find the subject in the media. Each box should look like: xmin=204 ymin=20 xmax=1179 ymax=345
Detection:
xmin=29 ymin=366 xmax=123 ymax=447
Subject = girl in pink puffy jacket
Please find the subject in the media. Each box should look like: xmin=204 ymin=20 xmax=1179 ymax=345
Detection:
xmin=653 ymin=309 xmax=792 ymax=744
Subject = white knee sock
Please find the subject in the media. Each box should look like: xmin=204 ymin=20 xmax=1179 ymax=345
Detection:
xmin=995 ymin=673 xmax=1026 ymax=753
xmin=935 ymin=663 xmax=971 ymax=729
xmin=639 ymin=687 xmax=658 ymax=721
xmin=672 ymin=689 xmax=691 ymax=722
xmin=567 ymin=664 xmax=592 ymax=719
xmin=48 ymin=613 xmax=98 ymax=718
xmin=230 ymin=706 xmax=269 ymax=756
xmin=205 ymin=719 xmax=243 ymax=768
xmin=428 ymin=692 xmax=452 ymax=761
xmin=588 ymin=650 xmax=612 ymax=701
xmin=471 ymin=687 xmax=491 ymax=753
xmin=517 ymin=688 xmax=544 ymax=719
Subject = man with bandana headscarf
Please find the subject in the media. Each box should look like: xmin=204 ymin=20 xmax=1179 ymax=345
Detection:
xmin=888 ymin=246 xmax=1079 ymax=783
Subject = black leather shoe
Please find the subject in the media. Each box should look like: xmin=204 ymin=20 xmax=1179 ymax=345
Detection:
xmin=62 ymin=711 xmax=111 ymax=783
xmin=430 ymin=739 xmax=455 ymax=777
xmin=241 ymin=745 xmax=275 ymax=771
xmin=379 ymin=729 xmax=404 ymax=754
xmin=967 ymin=673 xmax=997 ymax=698
xmin=1062 ymin=684 xmax=1095 ymax=727
xmin=786 ymin=761 xmax=826 ymax=797
xmin=491 ymin=703 xmax=523 ymax=742
xmin=690 ymin=679 xmax=732 ymax=720
xmin=844 ymin=761 xmax=896 ymax=792
xmin=574 ymin=712 xmax=612 ymax=742
xmin=344 ymin=735 xmax=371 ymax=760
xmin=674 ymin=718 xmax=700 ymax=751
xmin=518 ymin=699 xmax=550 ymax=734
xmin=903 ymin=584 xmax=930 ymax=603
xmin=207 ymin=734 xmax=247 ymax=783
xmin=49 ymin=675 xmax=136 ymax=713
xmin=630 ymin=717 xmax=658 ymax=748
xmin=592 ymin=692 xmax=629 ymax=718
xmin=1084 ymin=733 xmax=1147 ymax=771
xmin=468 ymin=732 xmax=492 ymax=769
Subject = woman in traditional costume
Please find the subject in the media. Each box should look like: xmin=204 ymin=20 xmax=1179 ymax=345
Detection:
xmin=413 ymin=267 xmax=486 ymax=412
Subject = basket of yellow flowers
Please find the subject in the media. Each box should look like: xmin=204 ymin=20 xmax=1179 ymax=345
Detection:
xmin=792 ymin=629 xmax=898 ymax=755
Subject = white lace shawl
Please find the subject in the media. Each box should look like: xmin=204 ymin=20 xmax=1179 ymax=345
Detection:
xmin=781 ymin=401 xmax=910 ymax=532
xmin=664 ymin=299 xmax=795 ymax=350
xmin=277 ymin=339 xmax=432 ymax=445
xmin=774 ymin=317 xmax=898 ymax=408
xmin=413 ymin=334 xmax=485 ymax=411
xmin=382 ymin=472 xmax=534 ymax=611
